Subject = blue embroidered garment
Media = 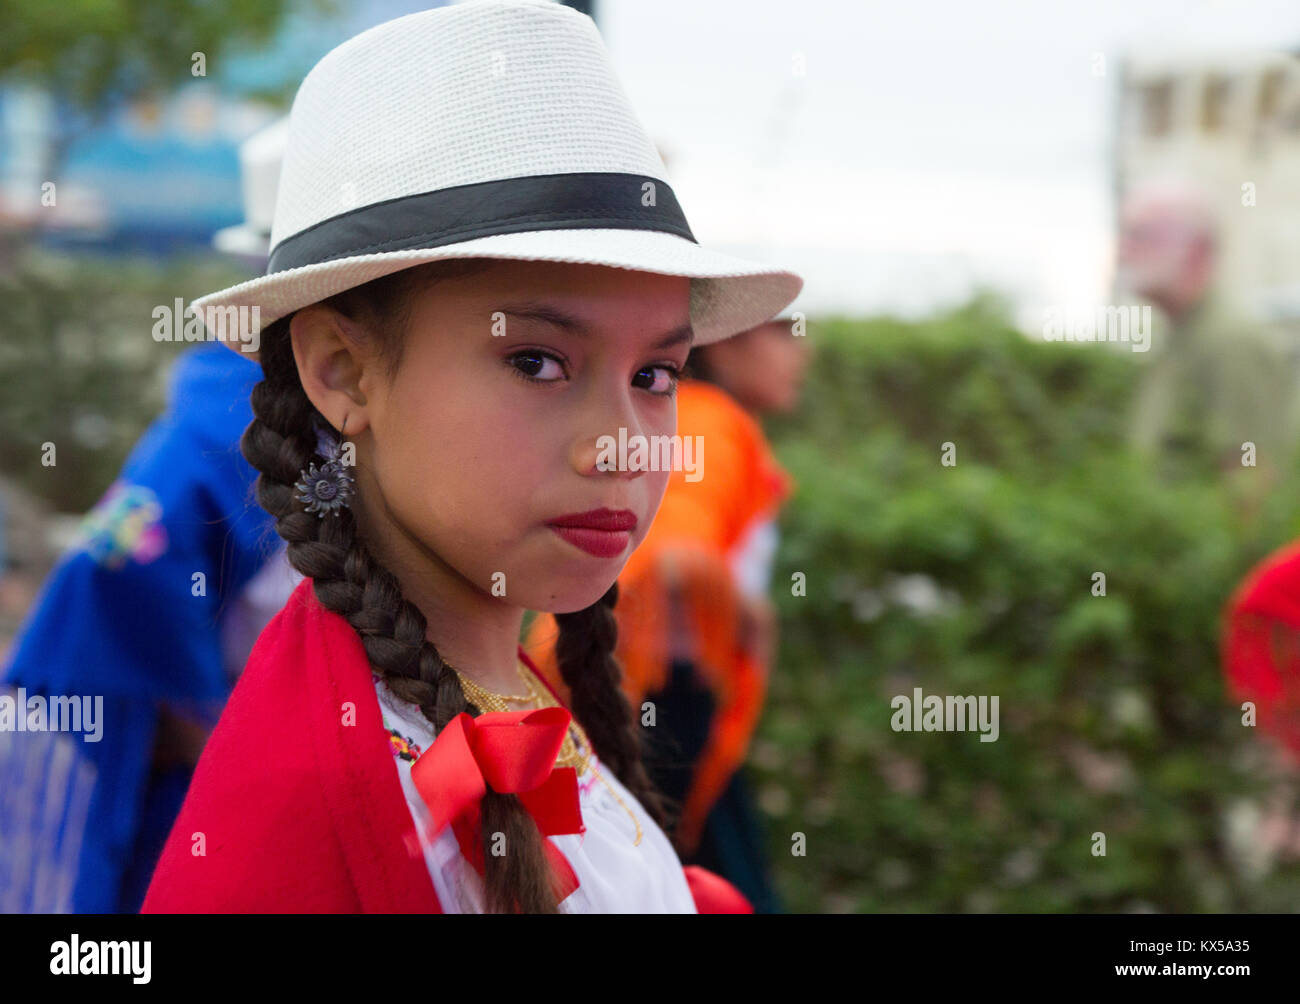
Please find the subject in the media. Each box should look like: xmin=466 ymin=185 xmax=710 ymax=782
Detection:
xmin=0 ymin=343 xmax=280 ymax=913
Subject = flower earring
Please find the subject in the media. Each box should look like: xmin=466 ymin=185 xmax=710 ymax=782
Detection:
xmin=295 ymin=416 xmax=356 ymax=517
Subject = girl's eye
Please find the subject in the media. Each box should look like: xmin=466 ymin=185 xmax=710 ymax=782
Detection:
xmin=508 ymin=350 xmax=567 ymax=384
xmin=508 ymin=351 xmax=679 ymax=396
xmin=634 ymin=365 xmax=680 ymax=397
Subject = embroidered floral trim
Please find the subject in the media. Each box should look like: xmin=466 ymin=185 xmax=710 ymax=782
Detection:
xmin=386 ymin=724 xmax=422 ymax=763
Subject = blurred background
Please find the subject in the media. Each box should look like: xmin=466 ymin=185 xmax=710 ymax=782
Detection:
xmin=6 ymin=0 xmax=1300 ymax=912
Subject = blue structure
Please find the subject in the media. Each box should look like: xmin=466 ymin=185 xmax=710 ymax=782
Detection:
xmin=0 ymin=0 xmax=444 ymax=257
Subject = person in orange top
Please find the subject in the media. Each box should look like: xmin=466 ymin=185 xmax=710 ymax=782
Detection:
xmin=524 ymin=314 xmax=810 ymax=912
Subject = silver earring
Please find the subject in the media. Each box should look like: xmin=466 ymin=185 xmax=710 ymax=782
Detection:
xmin=295 ymin=417 xmax=355 ymax=517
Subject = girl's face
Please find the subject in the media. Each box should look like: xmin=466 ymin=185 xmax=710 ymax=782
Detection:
xmin=345 ymin=260 xmax=693 ymax=614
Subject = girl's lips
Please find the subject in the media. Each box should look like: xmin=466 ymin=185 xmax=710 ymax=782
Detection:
xmin=548 ymin=508 xmax=637 ymax=532
xmin=549 ymin=525 xmax=632 ymax=558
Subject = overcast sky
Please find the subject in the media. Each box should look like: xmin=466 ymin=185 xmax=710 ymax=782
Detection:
xmin=595 ymin=0 xmax=1300 ymax=323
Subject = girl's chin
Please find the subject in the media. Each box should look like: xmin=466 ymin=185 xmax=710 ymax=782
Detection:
xmin=533 ymin=578 xmax=621 ymax=616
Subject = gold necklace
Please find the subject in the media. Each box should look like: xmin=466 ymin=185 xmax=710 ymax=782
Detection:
xmin=452 ymin=659 xmax=643 ymax=846
xmin=454 ymin=662 xmax=535 ymax=707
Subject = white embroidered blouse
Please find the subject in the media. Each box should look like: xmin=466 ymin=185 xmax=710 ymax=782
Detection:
xmin=373 ymin=672 xmax=698 ymax=913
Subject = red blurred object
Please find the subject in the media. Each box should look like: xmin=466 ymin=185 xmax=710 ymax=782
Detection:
xmin=1222 ymin=539 xmax=1300 ymax=761
xmin=682 ymin=865 xmax=754 ymax=913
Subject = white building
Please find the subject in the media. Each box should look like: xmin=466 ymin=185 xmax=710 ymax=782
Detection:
xmin=1115 ymin=50 xmax=1300 ymax=327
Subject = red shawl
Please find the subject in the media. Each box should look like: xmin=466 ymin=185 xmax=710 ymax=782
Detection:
xmin=141 ymin=577 xmax=751 ymax=913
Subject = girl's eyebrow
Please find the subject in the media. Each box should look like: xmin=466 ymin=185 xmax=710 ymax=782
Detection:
xmin=500 ymin=304 xmax=694 ymax=351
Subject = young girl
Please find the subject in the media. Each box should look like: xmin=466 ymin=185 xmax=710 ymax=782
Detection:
xmin=140 ymin=0 xmax=801 ymax=914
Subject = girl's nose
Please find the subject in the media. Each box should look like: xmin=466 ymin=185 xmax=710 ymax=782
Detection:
xmin=569 ymin=432 xmax=651 ymax=479
xmin=567 ymin=369 xmax=671 ymax=477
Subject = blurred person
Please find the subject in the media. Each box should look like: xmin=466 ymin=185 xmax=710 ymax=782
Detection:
xmin=525 ymin=311 xmax=811 ymax=913
xmin=1118 ymin=178 xmax=1295 ymax=495
xmin=0 ymin=119 xmax=301 ymax=914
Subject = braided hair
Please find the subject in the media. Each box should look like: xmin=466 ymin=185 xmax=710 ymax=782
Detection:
xmin=239 ymin=257 xmax=670 ymax=913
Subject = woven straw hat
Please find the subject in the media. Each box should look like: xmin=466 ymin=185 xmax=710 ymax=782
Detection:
xmin=195 ymin=0 xmax=803 ymax=360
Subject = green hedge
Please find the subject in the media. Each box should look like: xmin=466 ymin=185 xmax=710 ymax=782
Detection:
xmin=0 ymin=248 xmax=253 ymax=514
xmin=759 ymin=296 xmax=1300 ymax=912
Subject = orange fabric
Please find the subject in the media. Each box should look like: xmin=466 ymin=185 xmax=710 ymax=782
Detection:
xmin=523 ymin=378 xmax=793 ymax=853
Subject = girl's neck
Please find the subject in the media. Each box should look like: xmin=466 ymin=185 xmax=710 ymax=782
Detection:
xmin=353 ymin=496 xmax=527 ymax=697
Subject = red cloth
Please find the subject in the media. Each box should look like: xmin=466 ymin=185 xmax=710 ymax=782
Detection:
xmin=1222 ymin=539 xmax=1300 ymax=758
xmin=141 ymin=577 xmax=751 ymax=913
xmin=682 ymin=864 xmax=755 ymax=914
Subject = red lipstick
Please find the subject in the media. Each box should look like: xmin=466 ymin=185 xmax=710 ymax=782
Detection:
xmin=548 ymin=508 xmax=636 ymax=558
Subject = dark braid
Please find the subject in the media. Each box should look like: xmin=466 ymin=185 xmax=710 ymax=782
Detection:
xmin=240 ymin=257 xmax=671 ymax=911
xmin=555 ymin=584 xmax=672 ymax=831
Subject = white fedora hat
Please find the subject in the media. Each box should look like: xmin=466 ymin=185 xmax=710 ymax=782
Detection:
xmin=193 ymin=0 xmax=803 ymax=360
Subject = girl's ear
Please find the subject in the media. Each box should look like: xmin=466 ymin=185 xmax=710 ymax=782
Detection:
xmin=289 ymin=304 xmax=374 ymax=436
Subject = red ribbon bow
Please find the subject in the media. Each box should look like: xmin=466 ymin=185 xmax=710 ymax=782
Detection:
xmin=410 ymin=706 xmax=586 ymax=902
